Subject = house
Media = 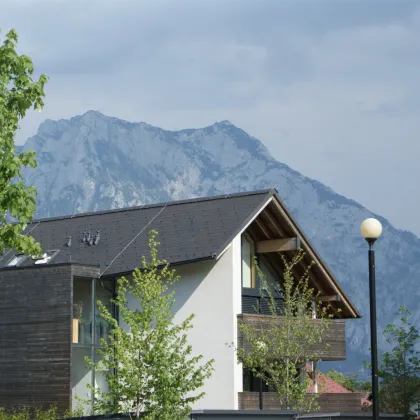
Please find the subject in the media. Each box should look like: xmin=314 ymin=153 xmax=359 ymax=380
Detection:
xmin=0 ymin=189 xmax=360 ymax=414
xmin=307 ymin=368 xmax=366 ymax=412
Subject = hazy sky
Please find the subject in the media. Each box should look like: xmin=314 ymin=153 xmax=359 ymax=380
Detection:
xmin=2 ymin=0 xmax=420 ymax=235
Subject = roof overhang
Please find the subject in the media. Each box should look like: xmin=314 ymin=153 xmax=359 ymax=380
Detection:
xmin=219 ymin=189 xmax=359 ymax=319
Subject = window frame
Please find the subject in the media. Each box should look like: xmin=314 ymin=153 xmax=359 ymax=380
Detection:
xmin=33 ymin=249 xmax=60 ymax=265
xmin=241 ymin=233 xmax=256 ymax=289
xmin=6 ymin=253 xmax=27 ymax=267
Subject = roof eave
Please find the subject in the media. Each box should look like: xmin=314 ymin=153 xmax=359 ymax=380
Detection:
xmin=213 ymin=189 xmax=277 ymax=260
xmin=270 ymin=192 xmax=360 ymax=319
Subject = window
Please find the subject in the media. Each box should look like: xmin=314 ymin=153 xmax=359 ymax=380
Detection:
xmin=241 ymin=235 xmax=255 ymax=288
xmin=243 ymin=368 xmax=270 ymax=392
xmin=33 ymin=250 xmax=59 ymax=265
xmin=259 ymin=258 xmax=283 ymax=295
xmin=71 ymin=277 xmax=115 ymax=412
xmin=6 ymin=253 xmax=27 ymax=267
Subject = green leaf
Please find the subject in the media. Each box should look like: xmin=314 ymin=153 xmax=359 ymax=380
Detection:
xmin=0 ymin=27 xmax=46 ymax=255
xmin=85 ymin=230 xmax=214 ymax=418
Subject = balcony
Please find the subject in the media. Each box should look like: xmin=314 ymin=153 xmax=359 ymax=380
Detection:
xmin=237 ymin=313 xmax=346 ymax=361
xmin=238 ymin=392 xmax=362 ymax=412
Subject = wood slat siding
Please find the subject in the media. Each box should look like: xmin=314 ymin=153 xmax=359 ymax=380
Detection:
xmin=0 ymin=264 xmax=99 ymax=412
xmin=238 ymin=392 xmax=362 ymax=412
xmin=237 ymin=314 xmax=346 ymax=361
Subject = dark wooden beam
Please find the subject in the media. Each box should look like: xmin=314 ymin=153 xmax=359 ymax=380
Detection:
xmin=256 ymin=237 xmax=300 ymax=253
xmin=260 ymin=207 xmax=325 ymax=293
xmin=254 ymin=217 xmax=271 ymax=240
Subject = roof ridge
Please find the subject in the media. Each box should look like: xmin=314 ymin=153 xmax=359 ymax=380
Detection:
xmin=30 ymin=189 xmax=276 ymax=223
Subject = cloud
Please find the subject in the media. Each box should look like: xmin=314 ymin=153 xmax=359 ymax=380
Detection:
xmin=1 ymin=0 xmax=420 ymax=234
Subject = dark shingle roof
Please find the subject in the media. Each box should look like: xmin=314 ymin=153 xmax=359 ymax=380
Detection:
xmin=0 ymin=190 xmax=274 ymax=276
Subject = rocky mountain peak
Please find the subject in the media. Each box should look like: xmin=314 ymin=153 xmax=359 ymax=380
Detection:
xmin=20 ymin=111 xmax=420 ymax=373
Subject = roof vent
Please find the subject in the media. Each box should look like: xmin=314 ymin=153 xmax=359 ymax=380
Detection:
xmin=66 ymin=236 xmax=72 ymax=247
xmin=81 ymin=230 xmax=100 ymax=246
xmin=93 ymin=230 xmax=100 ymax=246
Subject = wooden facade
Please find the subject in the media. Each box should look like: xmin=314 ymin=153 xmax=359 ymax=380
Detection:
xmin=238 ymin=392 xmax=362 ymax=412
xmin=0 ymin=263 xmax=99 ymax=412
xmin=237 ymin=314 xmax=346 ymax=361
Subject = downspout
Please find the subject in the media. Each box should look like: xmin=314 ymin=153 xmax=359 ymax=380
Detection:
xmin=91 ymin=278 xmax=96 ymax=409
xmin=311 ymin=300 xmax=318 ymax=394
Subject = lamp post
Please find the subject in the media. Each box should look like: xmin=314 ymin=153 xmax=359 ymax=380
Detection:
xmin=256 ymin=341 xmax=267 ymax=410
xmin=360 ymin=218 xmax=383 ymax=420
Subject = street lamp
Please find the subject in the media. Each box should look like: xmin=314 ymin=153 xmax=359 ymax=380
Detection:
xmin=360 ymin=218 xmax=383 ymax=420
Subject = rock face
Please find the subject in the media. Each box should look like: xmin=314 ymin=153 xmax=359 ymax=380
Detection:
xmin=22 ymin=110 xmax=420 ymax=373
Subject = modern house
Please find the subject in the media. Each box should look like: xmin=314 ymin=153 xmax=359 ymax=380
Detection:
xmin=0 ymin=189 xmax=361 ymax=414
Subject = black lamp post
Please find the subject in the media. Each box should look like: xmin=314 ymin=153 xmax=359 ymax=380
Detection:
xmin=361 ymin=218 xmax=383 ymax=420
xmin=256 ymin=341 xmax=267 ymax=410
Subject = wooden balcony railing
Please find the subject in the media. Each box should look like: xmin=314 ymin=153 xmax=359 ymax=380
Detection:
xmin=238 ymin=392 xmax=362 ymax=412
xmin=237 ymin=313 xmax=346 ymax=361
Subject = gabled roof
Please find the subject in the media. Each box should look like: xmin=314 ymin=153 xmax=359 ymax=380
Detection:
xmin=0 ymin=190 xmax=273 ymax=276
xmin=0 ymin=188 xmax=359 ymax=318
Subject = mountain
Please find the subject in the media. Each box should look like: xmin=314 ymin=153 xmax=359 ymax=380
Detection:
xmin=21 ymin=110 xmax=420 ymax=374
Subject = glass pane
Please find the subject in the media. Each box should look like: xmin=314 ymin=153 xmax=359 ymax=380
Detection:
xmin=95 ymin=279 xmax=114 ymax=346
xmin=242 ymin=237 xmax=252 ymax=288
xmin=243 ymin=368 xmax=251 ymax=391
xmin=71 ymin=346 xmax=93 ymax=413
xmin=73 ymin=278 xmax=93 ymax=345
xmin=260 ymin=260 xmax=282 ymax=294
xmin=93 ymin=351 xmax=111 ymax=402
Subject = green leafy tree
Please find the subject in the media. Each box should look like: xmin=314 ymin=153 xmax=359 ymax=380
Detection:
xmin=325 ymin=369 xmax=372 ymax=392
xmin=235 ymin=251 xmax=333 ymax=411
xmin=325 ymin=370 xmax=360 ymax=392
xmin=86 ymin=231 xmax=214 ymax=420
xmin=375 ymin=306 xmax=420 ymax=417
xmin=0 ymin=28 xmax=47 ymax=255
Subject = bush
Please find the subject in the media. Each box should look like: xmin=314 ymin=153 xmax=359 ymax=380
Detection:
xmin=0 ymin=406 xmax=84 ymax=420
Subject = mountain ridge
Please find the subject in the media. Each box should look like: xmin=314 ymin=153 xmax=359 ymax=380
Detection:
xmin=20 ymin=110 xmax=420 ymax=374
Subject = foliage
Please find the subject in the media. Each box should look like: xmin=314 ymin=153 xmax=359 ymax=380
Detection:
xmin=86 ymin=230 xmax=214 ymax=420
xmin=73 ymin=301 xmax=83 ymax=319
xmin=373 ymin=306 xmax=420 ymax=416
xmin=0 ymin=28 xmax=48 ymax=255
xmin=325 ymin=369 xmax=372 ymax=392
xmin=235 ymin=250 xmax=333 ymax=411
xmin=0 ymin=405 xmax=84 ymax=420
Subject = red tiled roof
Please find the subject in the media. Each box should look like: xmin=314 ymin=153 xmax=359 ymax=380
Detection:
xmin=305 ymin=364 xmax=371 ymax=408
xmin=307 ymin=370 xmax=352 ymax=394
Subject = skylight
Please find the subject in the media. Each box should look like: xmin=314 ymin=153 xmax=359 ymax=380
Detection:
xmin=33 ymin=250 xmax=59 ymax=265
xmin=6 ymin=254 xmax=27 ymax=267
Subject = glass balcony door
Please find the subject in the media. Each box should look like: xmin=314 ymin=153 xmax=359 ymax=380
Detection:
xmin=71 ymin=277 xmax=114 ymax=413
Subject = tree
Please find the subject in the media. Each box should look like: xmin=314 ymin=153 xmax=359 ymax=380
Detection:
xmin=325 ymin=370 xmax=360 ymax=392
xmin=235 ymin=251 xmax=333 ymax=411
xmin=376 ymin=306 xmax=420 ymax=417
xmin=86 ymin=231 xmax=214 ymax=420
xmin=0 ymin=28 xmax=47 ymax=255
xmin=325 ymin=369 xmax=372 ymax=393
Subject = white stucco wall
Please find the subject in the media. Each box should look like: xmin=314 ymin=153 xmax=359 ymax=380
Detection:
xmin=127 ymin=235 xmax=243 ymax=410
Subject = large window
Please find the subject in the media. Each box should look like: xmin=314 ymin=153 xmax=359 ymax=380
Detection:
xmin=241 ymin=235 xmax=255 ymax=288
xmin=71 ymin=278 xmax=114 ymax=412
xmin=241 ymin=234 xmax=284 ymax=315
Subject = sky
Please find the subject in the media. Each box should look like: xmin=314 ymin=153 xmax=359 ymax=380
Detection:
xmin=1 ymin=0 xmax=420 ymax=235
